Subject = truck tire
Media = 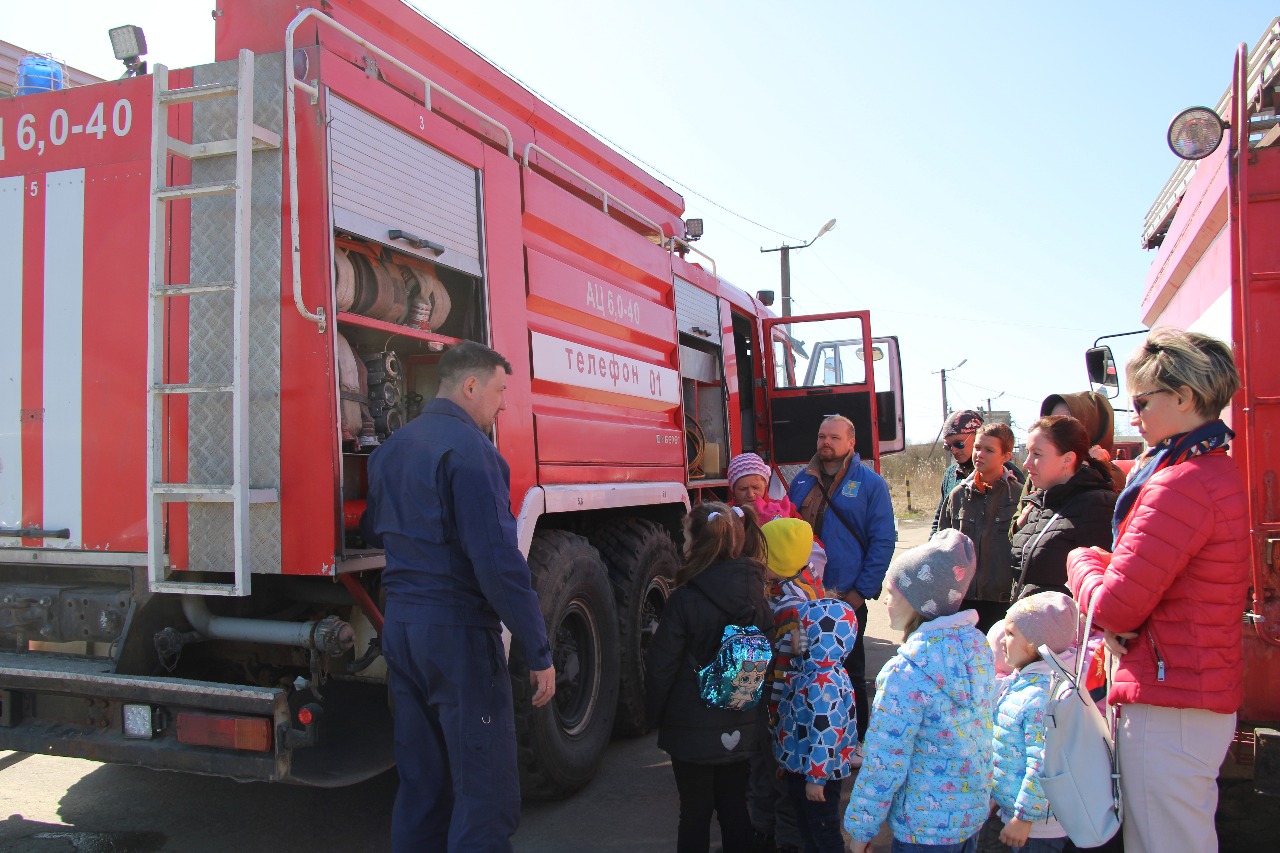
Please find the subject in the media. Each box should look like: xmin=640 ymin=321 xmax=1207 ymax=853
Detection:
xmin=513 ymin=530 xmax=620 ymax=800
xmin=591 ymin=518 xmax=677 ymax=736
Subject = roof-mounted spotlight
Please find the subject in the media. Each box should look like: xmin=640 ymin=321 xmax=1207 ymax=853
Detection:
xmin=1167 ymin=106 xmax=1226 ymax=161
xmin=109 ymin=25 xmax=148 ymax=78
xmin=684 ymin=218 xmax=704 ymax=242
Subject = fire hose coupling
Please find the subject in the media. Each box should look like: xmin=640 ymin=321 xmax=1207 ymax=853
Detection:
xmin=309 ymin=614 xmax=356 ymax=656
xmin=180 ymin=597 xmax=355 ymax=654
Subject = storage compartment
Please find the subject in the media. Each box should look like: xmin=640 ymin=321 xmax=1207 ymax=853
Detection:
xmin=333 ymin=235 xmax=487 ymax=554
xmin=680 ymin=339 xmax=728 ymax=480
xmin=325 ymin=90 xmax=494 ymax=558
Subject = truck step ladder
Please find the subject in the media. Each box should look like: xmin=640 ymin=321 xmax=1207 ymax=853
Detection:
xmin=146 ymin=49 xmax=280 ymax=597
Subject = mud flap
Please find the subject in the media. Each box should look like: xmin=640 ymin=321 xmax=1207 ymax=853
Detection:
xmin=1256 ymin=727 xmax=1280 ymax=797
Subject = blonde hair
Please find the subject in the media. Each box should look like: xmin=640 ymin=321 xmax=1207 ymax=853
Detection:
xmin=1127 ymin=329 xmax=1239 ymax=418
xmin=679 ymin=501 xmax=766 ymax=586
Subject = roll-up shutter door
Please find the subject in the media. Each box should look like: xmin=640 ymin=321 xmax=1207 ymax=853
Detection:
xmin=675 ymin=276 xmax=720 ymax=342
xmin=327 ymin=93 xmax=482 ymax=277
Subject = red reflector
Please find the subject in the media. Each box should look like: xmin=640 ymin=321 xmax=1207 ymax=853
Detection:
xmin=175 ymin=712 xmax=273 ymax=752
xmin=297 ymin=707 xmax=314 ymax=726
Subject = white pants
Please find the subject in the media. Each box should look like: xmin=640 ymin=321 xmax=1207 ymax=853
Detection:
xmin=1117 ymin=703 xmax=1235 ymax=853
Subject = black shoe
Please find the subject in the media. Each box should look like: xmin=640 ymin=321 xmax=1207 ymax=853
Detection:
xmin=749 ymin=830 xmax=777 ymax=853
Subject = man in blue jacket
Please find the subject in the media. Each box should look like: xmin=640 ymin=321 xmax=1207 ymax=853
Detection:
xmin=361 ymin=341 xmax=555 ymax=853
xmin=789 ymin=415 xmax=896 ymax=765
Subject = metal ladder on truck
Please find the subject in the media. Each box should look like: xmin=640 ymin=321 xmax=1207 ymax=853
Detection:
xmin=146 ymin=49 xmax=280 ymax=596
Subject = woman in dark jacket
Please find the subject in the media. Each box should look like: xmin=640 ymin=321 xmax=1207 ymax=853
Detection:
xmin=1010 ymin=415 xmax=1117 ymax=599
xmin=645 ymin=501 xmax=770 ymax=853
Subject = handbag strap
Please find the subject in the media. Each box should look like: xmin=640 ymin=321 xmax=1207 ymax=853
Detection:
xmin=1076 ymin=594 xmax=1099 ymax=685
xmin=810 ymin=472 xmax=870 ymax=554
xmin=1011 ymin=511 xmax=1063 ymax=600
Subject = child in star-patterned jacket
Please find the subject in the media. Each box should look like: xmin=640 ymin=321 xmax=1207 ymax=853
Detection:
xmin=772 ymin=596 xmax=860 ymax=853
xmin=845 ymin=530 xmax=996 ymax=853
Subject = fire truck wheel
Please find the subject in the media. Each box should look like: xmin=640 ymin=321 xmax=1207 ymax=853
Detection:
xmin=514 ymin=529 xmax=621 ymax=800
xmin=590 ymin=518 xmax=677 ymax=737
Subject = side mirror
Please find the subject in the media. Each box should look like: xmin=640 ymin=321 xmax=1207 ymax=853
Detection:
xmin=856 ymin=346 xmax=885 ymax=362
xmin=756 ymin=290 xmax=776 ymax=307
xmin=1086 ymin=346 xmax=1119 ymax=398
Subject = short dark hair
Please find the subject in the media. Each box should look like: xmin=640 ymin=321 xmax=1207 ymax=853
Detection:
xmin=976 ymin=422 xmax=1014 ymax=454
xmin=438 ymin=341 xmax=512 ymax=392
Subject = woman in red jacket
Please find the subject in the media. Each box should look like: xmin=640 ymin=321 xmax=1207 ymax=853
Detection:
xmin=1067 ymin=329 xmax=1249 ymax=853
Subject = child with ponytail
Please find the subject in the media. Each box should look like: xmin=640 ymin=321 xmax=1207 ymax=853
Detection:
xmin=646 ymin=502 xmax=772 ymax=853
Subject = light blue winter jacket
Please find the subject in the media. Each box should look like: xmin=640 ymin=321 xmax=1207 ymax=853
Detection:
xmin=844 ymin=610 xmax=995 ymax=845
xmin=991 ymin=660 xmax=1064 ymax=834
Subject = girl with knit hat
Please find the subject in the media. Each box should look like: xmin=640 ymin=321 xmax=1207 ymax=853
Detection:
xmin=845 ymin=530 xmax=996 ymax=853
xmin=980 ymin=592 xmax=1079 ymax=853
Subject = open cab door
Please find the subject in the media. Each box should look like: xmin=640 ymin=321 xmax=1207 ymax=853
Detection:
xmin=763 ymin=312 xmax=904 ymax=475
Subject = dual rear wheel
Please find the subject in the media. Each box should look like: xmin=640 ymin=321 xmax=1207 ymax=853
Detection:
xmin=513 ymin=520 xmax=677 ymax=799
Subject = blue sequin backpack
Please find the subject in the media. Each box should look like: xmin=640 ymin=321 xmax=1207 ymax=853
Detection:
xmin=688 ymin=588 xmax=772 ymax=711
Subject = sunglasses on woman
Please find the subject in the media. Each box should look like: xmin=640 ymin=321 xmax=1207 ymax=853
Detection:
xmin=1131 ymin=388 xmax=1171 ymax=413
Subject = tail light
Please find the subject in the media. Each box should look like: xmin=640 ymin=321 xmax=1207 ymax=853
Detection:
xmin=175 ymin=712 xmax=273 ymax=752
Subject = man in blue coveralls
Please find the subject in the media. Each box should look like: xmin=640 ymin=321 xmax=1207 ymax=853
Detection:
xmin=362 ymin=341 xmax=555 ymax=852
xmin=788 ymin=415 xmax=895 ymax=769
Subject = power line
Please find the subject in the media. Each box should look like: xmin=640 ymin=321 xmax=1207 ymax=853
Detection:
xmin=947 ymin=377 xmax=1041 ymax=405
xmin=409 ymin=4 xmax=799 ymax=242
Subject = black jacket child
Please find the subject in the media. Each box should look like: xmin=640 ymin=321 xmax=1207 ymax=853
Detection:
xmin=645 ymin=557 xmax=771 ymax=764
xmin=1010 ymin=463 xmax=1117 ymax=598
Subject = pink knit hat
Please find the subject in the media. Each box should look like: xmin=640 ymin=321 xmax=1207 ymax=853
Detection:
xmin=1006 ymin=592 xmax=1080 ymax=654
xmin=727 ymin=453 xmax=771 ymax=487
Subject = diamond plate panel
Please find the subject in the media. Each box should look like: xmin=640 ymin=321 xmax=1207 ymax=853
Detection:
xmin=184 ymin=53 xmax=284 ymax=575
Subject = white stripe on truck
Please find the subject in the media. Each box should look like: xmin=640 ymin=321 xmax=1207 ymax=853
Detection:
xmin=42 ymin=169 xmax=85 ymax=545
xmin=0 ymin=177 xmax=22 ymax=534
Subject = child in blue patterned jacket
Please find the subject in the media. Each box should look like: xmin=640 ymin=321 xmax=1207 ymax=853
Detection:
xmin=845 ymin=530 xmax=995 ymax=853
xmin=983 ymin=592 xmax=1078 ymax=853
xmin=772 ymin=596 xmax=859 ymax=853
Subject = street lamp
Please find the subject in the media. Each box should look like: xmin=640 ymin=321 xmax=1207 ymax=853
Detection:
xmin=932 ymin=359 xmax=967 ymax=421
xmin=760 ymin=218 xmax=836 ymax=317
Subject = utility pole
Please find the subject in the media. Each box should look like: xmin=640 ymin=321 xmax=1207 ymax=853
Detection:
xmin=761 ymin=219 xmax=836 ymax=317
xmin=933 ymin=359 xmax=967 ymax=423
xmin=940 ymin=369 xmax=950 ymax=420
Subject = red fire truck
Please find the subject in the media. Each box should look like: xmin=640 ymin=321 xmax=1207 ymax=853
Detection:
xmin=1087 ymin=18 xmax=1280 ymax=793
xmin=0 ymin=0 xmax=903 ymax=796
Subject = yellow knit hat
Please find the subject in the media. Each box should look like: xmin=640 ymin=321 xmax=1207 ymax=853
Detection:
xmin=761 ymin=518 xmax=814 ymax=578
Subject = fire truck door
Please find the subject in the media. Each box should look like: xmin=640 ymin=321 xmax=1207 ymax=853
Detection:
xmin=762 ymin=313 xmax=903 ymax=470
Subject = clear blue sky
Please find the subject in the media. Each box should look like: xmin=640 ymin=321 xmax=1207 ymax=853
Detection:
xmin=9 ymin=1 xmax=1277 ymax=442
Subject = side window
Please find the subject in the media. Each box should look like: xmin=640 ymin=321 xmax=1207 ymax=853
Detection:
xmin=772 ymin=337 xmax=793 ymax=388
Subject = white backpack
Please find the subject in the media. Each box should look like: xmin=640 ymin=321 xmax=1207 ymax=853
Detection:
xmin=1038 ymin=599 xmax=1122 ymax=847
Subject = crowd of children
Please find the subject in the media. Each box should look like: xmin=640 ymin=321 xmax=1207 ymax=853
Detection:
xmin=645 ymin=419 xmax=1120 ymax=853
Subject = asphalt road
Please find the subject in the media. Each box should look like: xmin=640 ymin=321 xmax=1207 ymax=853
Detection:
xmin=2 ymin=517 xmax=1276 ymax=851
